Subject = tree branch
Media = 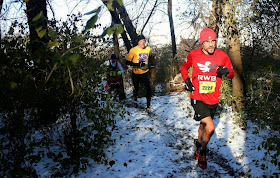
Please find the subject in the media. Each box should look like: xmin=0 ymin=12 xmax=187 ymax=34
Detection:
xmin=141 ymin=0 xmax=158 ymax=34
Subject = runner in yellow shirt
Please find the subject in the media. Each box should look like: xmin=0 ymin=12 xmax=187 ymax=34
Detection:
xmin=126 ymin=35 xmax=152 ymax=109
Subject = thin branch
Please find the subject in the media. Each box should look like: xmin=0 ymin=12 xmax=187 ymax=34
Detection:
xmin=192 ymin=0 xmax=227 ymax=37
xmin=46 ymin=0 xmax=56 ymax=21
xmin=133 ymin=0 xmax=149 ymax=24
xmin=141 ymin=0 xmax=158 ymax=34
xmin=69 ymin=0 xmax=84 ymax=16
xmin=45 ymin=62 xmax=58 ymax=84
xmin=61 ymin=44 xmax=85 ymax=58
xmin=45 ymin=44 xmax=85 ymax=84
xmin=68 ymin=66 xmax=74 ymax=95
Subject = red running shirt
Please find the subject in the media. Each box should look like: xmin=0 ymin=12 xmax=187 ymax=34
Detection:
xmin=180 ymin=48 xmax=234 ymax=105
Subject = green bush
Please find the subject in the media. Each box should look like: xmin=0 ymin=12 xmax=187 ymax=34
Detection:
xmin=242 ymin=47 xmax=280 ymax=170
xmin=0 ymin=12 xmax=124 ymax=176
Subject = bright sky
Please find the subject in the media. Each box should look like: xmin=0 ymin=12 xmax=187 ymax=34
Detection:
xmin=0 ymin=0 xmax=212 ymax=45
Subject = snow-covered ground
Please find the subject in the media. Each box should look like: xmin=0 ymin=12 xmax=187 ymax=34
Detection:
xmin=69 ymin=91 xmax=279 ymax=178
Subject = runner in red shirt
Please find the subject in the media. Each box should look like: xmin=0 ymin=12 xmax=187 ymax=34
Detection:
xmin=180 ymin=28 xmax=234 ymax=169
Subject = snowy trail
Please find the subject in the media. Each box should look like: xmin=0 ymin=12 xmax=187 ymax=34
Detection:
xmin=33 ymin=91 xmax=279 ymax=177
xmin=84 ymin=92 xmax=257 ymax=177
xmin=150 ymin=94 xmax=246 ymax=177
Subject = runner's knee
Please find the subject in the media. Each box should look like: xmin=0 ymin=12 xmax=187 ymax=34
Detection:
xmin=200 ymin=118 xmax=215 ymax=135
xmin=207 ymin=125 xmax=215 ymax=136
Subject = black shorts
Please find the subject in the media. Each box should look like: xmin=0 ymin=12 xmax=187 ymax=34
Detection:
xmin=191 ymin=99 xmax=218 ymax=121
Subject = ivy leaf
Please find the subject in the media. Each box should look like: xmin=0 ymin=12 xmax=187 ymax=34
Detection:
xmin=107 ymin=28 xmax=114 ymax=36
xmin=73 ymin=35 xmax=84 ymax=43
xmin=106 ymin=0 xmax=114 ymax=11
xmin=101 ymin=24 xmax=123 ymax=37
xmin=85 ymin=15 xmax=98 ymax=31
xmin=116 ymin=0 xmax=124 ymax=6
xmin=47 ymin=40 xmax=58 ymax=48
xmin=35 ymin=26 xmax=46 ymax=38
xmin=35 ymin=26 xmax=43 ymax=33
xmin=48 ymin=28 xmax=57 ymax=39
xmin=32 ymin=11 xmax=43 ymax=22
xmin=69 ymin=54 xmax=80 ymax=65
xmin=37 ymin=29 xmax=47 ymax=38
xmin=115 ymin=24 xmax=124 ymax=35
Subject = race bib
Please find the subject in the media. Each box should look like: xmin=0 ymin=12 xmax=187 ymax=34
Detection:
xmin=109 ymin=71 xmax=116 ymax=76
xmin=199 ymin=81 xmax=216 ymax=94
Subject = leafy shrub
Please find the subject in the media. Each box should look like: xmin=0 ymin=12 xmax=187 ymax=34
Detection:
xmin=0 ymin=10 xmax=125 ymax=176
xmin=242 ymin=48 xmax=280 ymax=169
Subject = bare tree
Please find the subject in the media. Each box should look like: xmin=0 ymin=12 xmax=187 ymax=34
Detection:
xmin=168 ymin=0 xmax=176 ymax=58
xmin=107 ymin=4 xmax=132 ymax=51
xmin=102 ymin=0 xmax=139 ymax=51
xmin=168 ymin=0 xmax=178 ymax=81
xmin=141 ymin=0 xmax=158 ymax=34
xmin=113 ymin=1 xmax=139 ymax=46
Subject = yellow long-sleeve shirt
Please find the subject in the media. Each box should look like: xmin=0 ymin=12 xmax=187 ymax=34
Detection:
xmin=126 ymin=46 xmax=151 ymax=74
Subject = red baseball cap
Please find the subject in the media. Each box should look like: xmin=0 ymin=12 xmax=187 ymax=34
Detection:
xmin=200 ymin=28 xmax=216 ymax=44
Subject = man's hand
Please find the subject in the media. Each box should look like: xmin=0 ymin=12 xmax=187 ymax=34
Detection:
xmin=139 ymin=61 xmax=145 ymax=68
xmin=216 ymin=66 xmax=230 ymax=76
xmin=185 ymin=78 xmax=195 ymax=91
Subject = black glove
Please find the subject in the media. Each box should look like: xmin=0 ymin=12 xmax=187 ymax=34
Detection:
xmin=139 ymin=61 xmax=145 ymax=68
xmin=217 ymin=66 xmax=230 ymax=76
xmin=185 ymin=78 xmax=195 ymax=91
xmin=126 ymin=60 xmax=140 ymax=67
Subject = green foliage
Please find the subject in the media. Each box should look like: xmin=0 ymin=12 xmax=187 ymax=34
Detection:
xmin=116 ymin=0 xmax=124 ymax=6
xmin=219 ymin=78 xmax=233 ymax=106
xmin=84 ymin=7 xmax=101 ymax=31
xmin=0 ymin=9 xmax=124 ymax=177
xmin=242 ymin=47 xmax=280 ymax=169
xmin=243 ymin=55 xmax=280 ymax=130
xmin=104 ymin=24 xmax=124 ymax=36
xmin=153 ymin=45 xmax=172 ymax=95
xmin=261 ymin=136 xmax=280 ymax=170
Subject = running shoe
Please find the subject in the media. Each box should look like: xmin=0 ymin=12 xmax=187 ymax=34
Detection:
xmin=198 ymin=149 xmax=207 ymax=169
xmin=194 ymin=139 xmax=199 ymax=160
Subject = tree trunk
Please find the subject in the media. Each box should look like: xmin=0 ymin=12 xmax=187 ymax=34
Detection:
xmin=222 ymin=1 xmax=245 ymax=112
xmin=168 ymin=0 xmax=176 ymax=58
xmin=149 ymin=55 xmax=157 ymax=92
xmin=113 ymin=32 xmax=120 ymax=59
xmin=111 ymin=14 xmax=120 ymax=58
xmin=0 ymin=0 xmax=3 ymax=11
xmin=168 ymin=0 xmax=178 ymax=80
xmin=104 ymin=1 xmax=132 ymax=51
xmin=114 ymin=1 xmax=138 ymax=47
xmin=209 ymin=0 xmax=222 ymax=36
xmin=25 ymin=0 xmax=48 ymax=52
